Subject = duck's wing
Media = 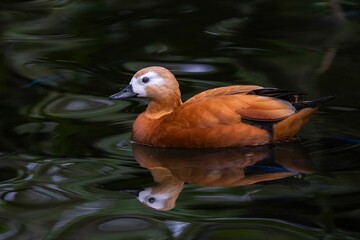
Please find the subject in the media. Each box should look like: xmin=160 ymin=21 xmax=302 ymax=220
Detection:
xmin=167 ymin=94 xmax=295 ymax=128
xmin=185 ymin=85 xmax=263 ymax=104
xmin=186 ymin=85 xmax=304 ymax=103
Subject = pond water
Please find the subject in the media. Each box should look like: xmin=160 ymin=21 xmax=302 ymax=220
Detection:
xmin=1 ymin=1 xmax=360 ymax=239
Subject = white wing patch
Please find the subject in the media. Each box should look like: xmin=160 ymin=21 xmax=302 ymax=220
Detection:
xmin=130 ymin=71 xmax=165 ymax=97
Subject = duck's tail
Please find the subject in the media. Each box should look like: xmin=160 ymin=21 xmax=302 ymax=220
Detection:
xmin=292 ymin=95 xmax=335 ymax=111
xmin=273 ymin=96 xmax=335 ymax=141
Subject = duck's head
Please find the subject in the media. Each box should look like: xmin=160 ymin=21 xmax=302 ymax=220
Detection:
xmin=109 ymin=66 xmax=181 ymax=102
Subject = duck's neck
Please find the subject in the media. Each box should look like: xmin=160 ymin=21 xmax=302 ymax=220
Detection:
xmin=145 ymin=93 xmax=182 ymax=119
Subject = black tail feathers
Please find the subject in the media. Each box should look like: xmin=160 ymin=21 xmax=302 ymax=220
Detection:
xmin=250 ymin=88 xmax=305 ymax=103
xmin=293 ymin=96 xmax=335 ymax=111
xmin=248 ymin=87 xmax=335 ymax=110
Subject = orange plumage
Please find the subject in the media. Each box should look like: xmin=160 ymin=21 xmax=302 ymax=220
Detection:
xmin=109 ymin=66 xmax=333 ymax=148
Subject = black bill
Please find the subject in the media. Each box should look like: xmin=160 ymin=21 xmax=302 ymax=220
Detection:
xmin=109 ymin=85 xmax=137 ymax=100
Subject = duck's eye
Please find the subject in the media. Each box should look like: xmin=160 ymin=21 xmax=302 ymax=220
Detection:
xmin=142 ymin=77 xmax=150 ymax=83
xmin=148 ymin=197 xmax=156 ymax=203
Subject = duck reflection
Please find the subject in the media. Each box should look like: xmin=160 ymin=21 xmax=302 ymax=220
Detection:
xmin=126 ymin=142 xmax=316 ymax=211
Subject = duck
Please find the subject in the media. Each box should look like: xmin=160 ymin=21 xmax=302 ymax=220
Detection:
xmin=109 ymin=66 xmax=334 ymax=148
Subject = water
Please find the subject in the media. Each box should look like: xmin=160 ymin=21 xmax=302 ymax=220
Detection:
xmin=1 ymin=1 xmax=360 ymax=239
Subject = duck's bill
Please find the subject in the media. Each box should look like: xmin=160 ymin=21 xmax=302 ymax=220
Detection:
xmin=109 ymin=85 xmax=138 ymax=100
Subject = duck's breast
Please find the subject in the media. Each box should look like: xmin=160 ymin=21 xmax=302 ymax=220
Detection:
xmin=132 ymin=113 xmax=163 ymax=145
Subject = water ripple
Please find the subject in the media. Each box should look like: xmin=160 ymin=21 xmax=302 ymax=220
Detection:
xmin=182 ymin=218 xmax=322 ymax=240
xmin=205 ymin=17 xmax=249 ymax=37
xmin=50 ymin=215 xmax=171 ymax=239
xmin=0 ymin=166 xmax=22 ymax=183
xmin=0 ymin=217 xmax=22 ymax=239
xmin=2 ymin=185 xmax=79 ymax=207
xmin=26 ymin=92 xmax=131 ymax=121
xmin=123 ymin=61 xmax=218 ymax=75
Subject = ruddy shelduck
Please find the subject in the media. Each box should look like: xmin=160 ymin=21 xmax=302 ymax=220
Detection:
xmin=109 ymin=66 xmax=334 ymax=148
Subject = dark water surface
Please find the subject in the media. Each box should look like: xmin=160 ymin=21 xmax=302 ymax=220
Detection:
xmin=1 ymin=1 xmax=360 ymax=239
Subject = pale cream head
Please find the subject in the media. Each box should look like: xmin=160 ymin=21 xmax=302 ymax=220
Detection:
xmin=129 ymin=66 xmax=181 ymax=100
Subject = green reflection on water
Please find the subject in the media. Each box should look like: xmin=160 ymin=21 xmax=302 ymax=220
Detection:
xmin=1 ymin=0 xmax=360 ymax=239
